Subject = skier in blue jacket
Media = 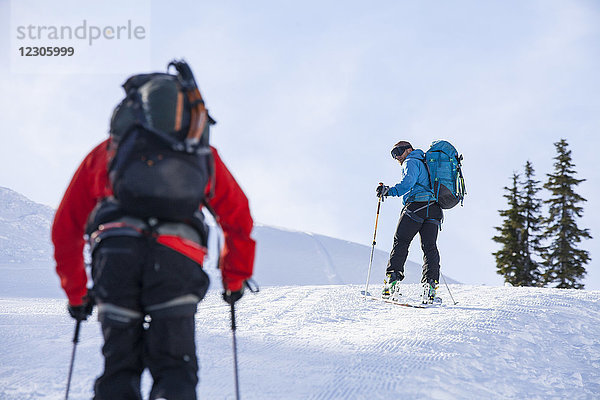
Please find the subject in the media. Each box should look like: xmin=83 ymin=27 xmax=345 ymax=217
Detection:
xmin=376 ymin=141 xmax=443 ymax=304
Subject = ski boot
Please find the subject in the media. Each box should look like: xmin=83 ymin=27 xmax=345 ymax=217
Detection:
xmin=421 ymin=280 xmax=442 ymax=305
xmin=382 ymin=271 xmax=404 ymax=301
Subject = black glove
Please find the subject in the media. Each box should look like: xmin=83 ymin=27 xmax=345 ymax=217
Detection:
xmin=376 ymin=185 xmax=390 ymax=198
xmin=67 ymin=298 xmax=94 ymax=321
xmin=222 ymin=286 xmax=245 ymax=305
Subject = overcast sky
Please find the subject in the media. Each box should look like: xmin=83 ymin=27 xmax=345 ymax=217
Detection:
xmin=1 ymin=0 xmax=599 ymax=289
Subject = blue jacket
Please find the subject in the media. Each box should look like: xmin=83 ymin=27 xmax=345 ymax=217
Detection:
xmin=387 ymin=149 xmax=435 ymax=204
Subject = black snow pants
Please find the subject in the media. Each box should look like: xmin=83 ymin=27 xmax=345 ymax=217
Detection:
xmin=386 ymin=201 xmax=443 ymax=283
xmin=91 ymin=236 xmax=210 ymax=400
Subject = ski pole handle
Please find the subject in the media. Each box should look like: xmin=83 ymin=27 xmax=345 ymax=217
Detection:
xmin=72 ymin=318 xmax=82 ymax=344
xmin=373 ymin=183 xmax=384 ymax=245
xmin=376 ymin=182 xmax=386 ymax=203
xmin=230 ymin=303 xmax=237 ymax=332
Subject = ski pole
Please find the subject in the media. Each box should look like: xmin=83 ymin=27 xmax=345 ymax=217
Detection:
xmin=65 ymin=319 xmax=82 ymax=400
xmin=363 ymin=183 xmax=384 ymax=297
xmin=440 ymin=272 xmax=457 ymax=305
xmin=230 ymin=303 xmax=240 ymax=400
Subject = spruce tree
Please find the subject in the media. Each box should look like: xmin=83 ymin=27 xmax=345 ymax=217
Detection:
xmin=542 ymin=139 xmax=592 ymax=289
xmin=493 ymin=173 xmax=528 ymax=286
xmin=519 ymin=161 xmax=544 ymax=286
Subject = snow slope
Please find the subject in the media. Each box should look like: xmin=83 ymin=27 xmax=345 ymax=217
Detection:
xmin=3 ymin=187 xmax=596 ymax=399
xmin=1 ymin=284 xmax=599 ymax=399
xmin=0 ymin=187 xmax=60 ymax=298
xmin=0 ymin=187 xmax=54 ymax=263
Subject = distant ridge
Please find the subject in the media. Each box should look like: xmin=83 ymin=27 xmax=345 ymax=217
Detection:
xmin=0 ymin=187 xmax=54 ymax=264
xmin=247 ymin=224 xmax=459 ymax=286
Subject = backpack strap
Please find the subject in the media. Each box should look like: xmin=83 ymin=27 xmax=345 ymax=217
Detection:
xmin=168 ymin=60 xmax=216 ymax=153
xmin=415 ymin=155 xmax=435 ymax=196
xmin=456 ymin=154 xmax=467 ymax=206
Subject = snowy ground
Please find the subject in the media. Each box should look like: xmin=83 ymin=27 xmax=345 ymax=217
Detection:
xmin=1 ymin=284 xmax=599 ymax=399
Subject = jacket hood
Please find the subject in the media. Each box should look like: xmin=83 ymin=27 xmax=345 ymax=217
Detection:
xmin=406 ymin=149 xmax=425 ymax=160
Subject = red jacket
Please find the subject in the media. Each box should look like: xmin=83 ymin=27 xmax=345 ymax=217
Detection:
xmin=52 ymin=139 xmax=255 ymax=305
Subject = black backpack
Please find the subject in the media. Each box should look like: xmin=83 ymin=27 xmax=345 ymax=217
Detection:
xmin=108 ymin=60 xmax=215 ymax=221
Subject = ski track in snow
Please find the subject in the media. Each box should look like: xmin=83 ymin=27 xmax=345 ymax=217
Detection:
xmin=1 ymin=285 xmax=600 ymax=399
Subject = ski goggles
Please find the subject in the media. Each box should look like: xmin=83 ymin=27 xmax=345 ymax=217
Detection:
xmin=391 ymin=145 xmax=412 ymax=160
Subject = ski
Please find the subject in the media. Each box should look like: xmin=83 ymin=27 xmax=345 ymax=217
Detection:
xmin=361 ymin=294 xmax=434 ymax=309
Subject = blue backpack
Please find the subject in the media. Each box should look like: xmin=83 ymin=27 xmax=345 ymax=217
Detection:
xmin=422 ymin=140 xmax=466 ymax=209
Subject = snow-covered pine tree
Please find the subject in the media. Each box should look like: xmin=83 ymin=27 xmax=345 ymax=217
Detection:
xmin=493 ymin=173 xmax=528 ymax=286
xmin=542 ymin=139 xmax=592 ymax=289
xmin=520 ymin=161 xmax=544 ymax=286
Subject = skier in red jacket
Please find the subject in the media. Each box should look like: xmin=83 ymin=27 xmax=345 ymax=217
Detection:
xmin=52 ymin=64 xmax=255 ymax=400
